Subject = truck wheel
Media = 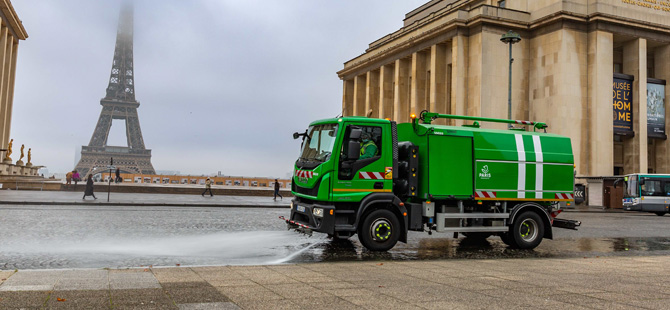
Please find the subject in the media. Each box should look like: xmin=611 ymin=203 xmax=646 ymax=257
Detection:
xmin=462 ymin=232 xmax=492 ymax=239
xmin=509 ymin=211 xmax=544 ymax=249
xmin=499 ymin=233 xmax=513 ymax=246
xmin=655 ymin=212 xmax=667 ymax=216
xmin=358 ymin=209 xmax=400 ymax=251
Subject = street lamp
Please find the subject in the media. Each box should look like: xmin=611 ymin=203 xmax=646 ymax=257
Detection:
xmin=500 ymin=30 xmax=521 ymax=128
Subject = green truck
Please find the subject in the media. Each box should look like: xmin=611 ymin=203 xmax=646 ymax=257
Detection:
xmin=282 ymin=111 xmax=580 ymax=251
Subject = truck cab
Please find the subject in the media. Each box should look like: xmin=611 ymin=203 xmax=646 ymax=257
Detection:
xmin=290 ymin=117 xmax=402 ymax=246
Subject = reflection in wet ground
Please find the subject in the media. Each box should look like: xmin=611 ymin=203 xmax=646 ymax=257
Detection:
xmin=291 ymin=236 xmax=670 ymax=264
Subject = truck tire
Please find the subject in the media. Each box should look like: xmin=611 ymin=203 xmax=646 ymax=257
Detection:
xmin=358 ymin=209 xmax=400 ymax=251
xmin=508 ymin=211 xmax=544 ymax=249
xmin=655 ymin=212 xmax=667 ymax=216
xmin=500 ymin=233 xmax=513 ymax=246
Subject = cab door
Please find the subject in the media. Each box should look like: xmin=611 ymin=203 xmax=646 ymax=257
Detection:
xmin=333 ymin=122 xmax=392 ymax=202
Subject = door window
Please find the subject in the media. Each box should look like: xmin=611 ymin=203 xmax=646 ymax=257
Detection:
xmin=338 ymin=125 xmax=382 ymax=180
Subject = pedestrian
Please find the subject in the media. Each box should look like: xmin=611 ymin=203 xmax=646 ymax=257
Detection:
xmin=83 ymin=175 xmax=97 ymax=200
xmin=202 ymin=177 xmax=213 ymax=197
xmin=274 ymin=179 xmax=283 ymax=201
xmin=115 ymin=168 xmax=122 ymax=183
xmin=65 ymin=170 xmax=73 ymax=186
xmin=72 ymin=170 xmax=81 ymax=186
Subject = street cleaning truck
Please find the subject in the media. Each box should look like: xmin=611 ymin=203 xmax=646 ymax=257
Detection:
xmin=282 ymin=111 xmax=580 ymax=251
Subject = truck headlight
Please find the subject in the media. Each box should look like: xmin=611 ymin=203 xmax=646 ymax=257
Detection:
xmin=291 ymin=201 xmax=294 ymax=209
xmin=313 ymin=207 xmax=324 ymax=217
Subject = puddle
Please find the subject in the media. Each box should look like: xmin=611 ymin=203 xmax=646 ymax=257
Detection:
xmin=285 ymin=236 xmax=670 ymax=264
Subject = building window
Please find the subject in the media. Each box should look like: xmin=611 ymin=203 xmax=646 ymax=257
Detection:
xmin=498 ymin=0 xmax=506 ymax=8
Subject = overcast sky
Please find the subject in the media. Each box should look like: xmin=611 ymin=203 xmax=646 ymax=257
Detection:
xmin=10 ymin=0 xmax=426 ymax=178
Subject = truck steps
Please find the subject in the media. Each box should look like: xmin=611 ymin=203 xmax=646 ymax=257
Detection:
xmin=437 ymin=213 xmax=509 ymax=219
xmin=437 ymin=226 xmax=509 ymax=233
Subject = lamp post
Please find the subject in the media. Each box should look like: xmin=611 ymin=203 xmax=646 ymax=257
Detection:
xmin=500 ymin=30 xmax=521 ymax=128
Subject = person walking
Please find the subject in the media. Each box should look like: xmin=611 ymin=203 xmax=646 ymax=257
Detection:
xmin=83 ymin=175 xmax=97 ymax=200
xmin=202 ymin=177 xmax=213 ymax=197
xmin=115 ymin=168 xmax=122 ymax=183
xmin=72 ymin=170 xmax=81 ymax=186
xmin=273 ymin=179 xmax=283 ymax=201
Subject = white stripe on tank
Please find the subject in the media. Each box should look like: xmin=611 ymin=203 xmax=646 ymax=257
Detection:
xmin=515 ymin=134 xmax=526 ymax=199
xmin=533 ymin=135 xmax=543 ymax=199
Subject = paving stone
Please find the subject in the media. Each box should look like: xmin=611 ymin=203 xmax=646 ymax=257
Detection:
xmin=162 ymin=282 xmax=228 ymax=304
xmin=233 ymin=299 xmax=298 ymax=310
xmin=55 ymin=278 xmax=109 ymax=291
xmin=60 ymin=269 xmax=108 ymax=279
xmin=206 ymin=279 xmax=258 ymax=287
xmin=110 ymin=288 xmax=175 ymax=309
xmin=46 ymin=290 xmax=111 ymax=309
xmin=263 ymin=283 xmax=322 ymax=299
xmin=0 ymin=290 xmax=51 ymax=308
xmin=177 ymin=302 xmax=241 ymax=310
xmin=289 ymin=295 xmax=358 ymax=309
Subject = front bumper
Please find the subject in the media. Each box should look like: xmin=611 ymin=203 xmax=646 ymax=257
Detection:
xmin=623 ymin=201 xmax=641 ymax=211
xmin=287 ymin=198 xmax=336 ymax=235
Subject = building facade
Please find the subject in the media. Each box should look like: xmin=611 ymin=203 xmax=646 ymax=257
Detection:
xmin=0 ymin=0 xmax=27 ymax=158
xmin=338 ymin=0 xmax=670 ymax=177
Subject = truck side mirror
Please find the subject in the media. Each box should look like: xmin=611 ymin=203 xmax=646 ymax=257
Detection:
xmin=293 ymin=132 xmax=300 ymax=139
xmin=347 ymin=140 xmax=360 ymax=160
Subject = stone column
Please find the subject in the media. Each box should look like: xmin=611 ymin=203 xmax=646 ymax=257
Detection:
xmin=342 ymin=79 xmax=354 ymax=116
xmin=410 ymin=51 xmax=429 ymax=117
xmin=365 ymin=70 xmax=380 ymax=118
xmin=623 ymin=38 xmax=648 ymax=174
xmin=586 ymin=30 xmax=614 ymax=176
xmin=353 ymin=74 xmax=367 ymax=116
xmin=430 ymin=44 xmax=448 ymax=124
xmin=394 ymin=58 xmax=410 ymax=122
xmin=451 ymin=34 xmax=468 ymax=126
xmin=379 ymin=64 xmax=395 ymax=119
xmin=654 ymin=45 xmax=670 ymax=173
xmin=0 ymin=27 xmax=8 ymax=151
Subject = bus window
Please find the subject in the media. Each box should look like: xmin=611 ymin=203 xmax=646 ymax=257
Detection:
xmin=641 ymin=179 xmax=664 ymax=196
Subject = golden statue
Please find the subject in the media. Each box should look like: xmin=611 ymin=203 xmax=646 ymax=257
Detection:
xmin=27 ymin=148 xmax=31 ymax=164
xmin=4 ymin=138 xmax=12 ymax=160
xmin=19 ymin=144 xmax=24 ymax=162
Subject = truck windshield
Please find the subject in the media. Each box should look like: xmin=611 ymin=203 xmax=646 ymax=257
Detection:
xmin=299 ymin=124 xmax=338 ymax=162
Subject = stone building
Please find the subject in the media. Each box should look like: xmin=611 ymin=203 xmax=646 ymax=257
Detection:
xmin=0 ymin=0 xmax=26 ymax=158
xmin=337 ymin=0 xmax=670 ymax=177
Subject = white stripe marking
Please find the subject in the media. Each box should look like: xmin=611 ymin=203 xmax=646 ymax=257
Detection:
xmin=533 ymin=135 xmax=543 ymax=199
xmin=515 ymin=134 xmax=526 ymax=199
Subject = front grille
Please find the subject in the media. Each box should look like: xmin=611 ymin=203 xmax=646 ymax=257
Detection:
xmin=294 ymin=178 xmax=321 ymax=197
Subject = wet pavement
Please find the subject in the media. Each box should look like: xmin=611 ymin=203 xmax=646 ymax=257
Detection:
xmin=0 ymin=190 xmax=290 ymax=207
xmin=1 ymin=204 xmax=670 ymax=270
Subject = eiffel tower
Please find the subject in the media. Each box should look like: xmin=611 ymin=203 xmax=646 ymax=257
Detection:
xmin=75 ymin=4 xmax=155 ymax=177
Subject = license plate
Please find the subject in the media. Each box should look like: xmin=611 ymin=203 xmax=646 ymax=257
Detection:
xmin=297 ymin=205 xmax=305 ymax=212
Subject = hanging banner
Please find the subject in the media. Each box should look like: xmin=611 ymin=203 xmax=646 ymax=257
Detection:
xmin=613 ymin=78 xmax=633 ymax=134
xmin=647 ymin=82 xmax=666 ymax=139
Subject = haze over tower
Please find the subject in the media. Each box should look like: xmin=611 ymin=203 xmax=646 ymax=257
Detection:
xmin=75 ymin=3 xmax=156 ymax=176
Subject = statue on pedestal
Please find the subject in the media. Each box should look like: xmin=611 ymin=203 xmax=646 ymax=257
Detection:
xmin=26 ymin=148 xmax=32 ymax=167
xmin=3 ymin=139 xmax=12 ymax=163
xmin=16 ymin=144 xmax=24 ymax=166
